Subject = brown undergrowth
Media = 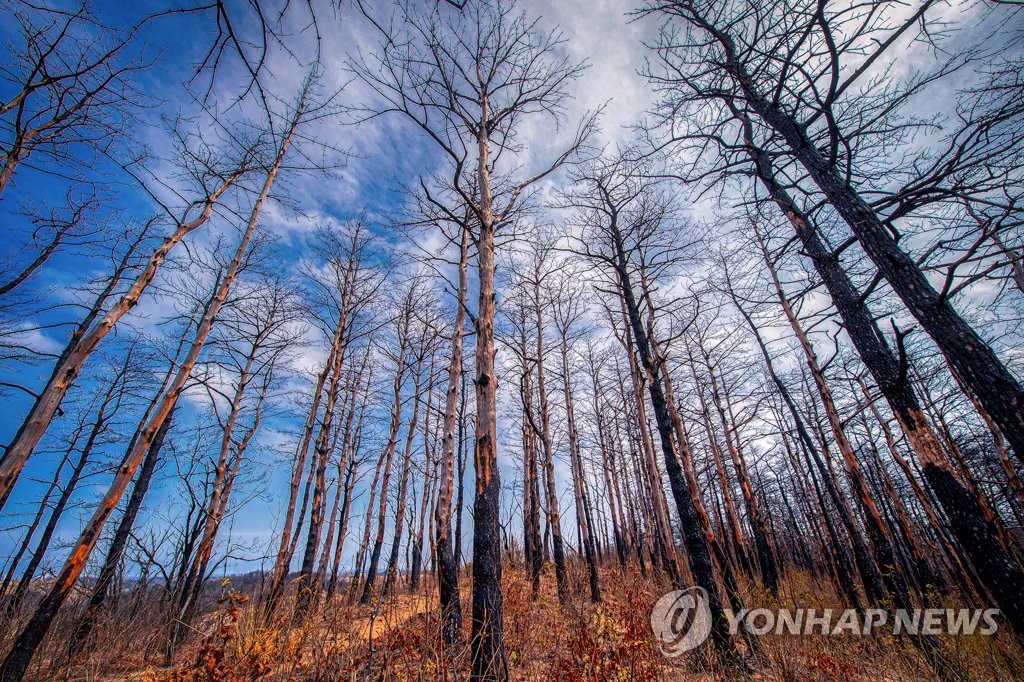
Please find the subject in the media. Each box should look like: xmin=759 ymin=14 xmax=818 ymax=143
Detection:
xmin=19 ymin=562 xmax=1024 ymax=681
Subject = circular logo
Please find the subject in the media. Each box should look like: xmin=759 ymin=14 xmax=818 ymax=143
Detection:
xmin=650 ymin=587 xmax=713 ymax=656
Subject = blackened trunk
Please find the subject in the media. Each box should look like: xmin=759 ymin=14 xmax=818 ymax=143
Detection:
xmin=610 ymin=229 xmax=736 ymax=658
xmin=470 ymin=123 xmax=507 ymax=678
xmin=1 ymin=408 xmax=175 ymax=682
xmin=924 ymin=463 xmax=1024 ymax=633
xmin=745 ymin=130 xmax=1024 ymax=634
xmin=743 ymin=79 xmax=1024 ymax=471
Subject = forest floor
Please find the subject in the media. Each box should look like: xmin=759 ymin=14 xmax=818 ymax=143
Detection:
xmin=43 ymin=563 xmax=1024 ymax=681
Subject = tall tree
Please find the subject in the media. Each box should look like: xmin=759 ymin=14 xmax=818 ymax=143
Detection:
xmin=165 ymin=274 xmax=296 ymax=655
xmin=566 ymin=156 xmax=741 ymax=658
xmin=357 ymin=283 xmax=416 ymax=606
xmin=0 ymin=78 xmax=314 ymax=682
xmin=435 ymin=224 xmax=469 ymax=643
xmin=264 ymin=219 xmax=384 ymax=616
xmin=641 ymin=0 xmax=1024 ymax=472
xmin=353 ymin=2 xmax=594 ymax=676
xmin=551 ymin=269 xmax=602 ymax=602
xmin=0 ymin=120 xmax=259 ymax=506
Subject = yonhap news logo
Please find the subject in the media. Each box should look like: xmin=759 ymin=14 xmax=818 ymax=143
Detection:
xmin=649 ymin=587 xmax=713 ymax=656
xmin=722 ymin=606 xmax=1000 ymax=637
xmin=650 ymin=588 xmax=1000 ymax=657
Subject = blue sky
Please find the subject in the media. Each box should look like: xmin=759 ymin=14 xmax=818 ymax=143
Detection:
xmin=2 ymin=0 xmax=1020 ymax=584
xmin=0 ymin=0 xmax=658 ymax=578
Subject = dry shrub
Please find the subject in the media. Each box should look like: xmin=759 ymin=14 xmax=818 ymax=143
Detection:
xmin=22 ymin=561 xmax=1024 ymax=681
xmin=152 ymin=588 xmax=273 ymax=682
xmin=551 ymin=595 xmax=661 ymax=681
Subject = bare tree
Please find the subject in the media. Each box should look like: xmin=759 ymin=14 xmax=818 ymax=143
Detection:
xmin=0 ymin=2 xmax=147 ymax=197
xmin=507 ymin=239 xmax=569 ymax=603
xmin=0 ymin=116 xmax=262 ymax=507
xmin=351 ymin=1 xmax=594 ymax=676
xmin=67 ymin=335 xmax=188 ymax=657
xmin=640 ymin=0 xmax=1024 ymax=475
xmin=357 ymin=281 xmax=418 ymax=606
xmin=164 ymin=272 xmax=299 ymax=657
xmin=0 ymin=346 xmax=136 ymax=621
xmin=289 ymin=222 xmax=387 ymax=618
xmin=435 ymin=220 xmax=470 ymax=643
xmin=564 ymin=155 xmax=742 ymax=659
xmin=550 ymin=265 xmax=601 ymax=602
xmin=262 ymin=219 xmax=386 ymax=616
xmin=381 ymin=287 xmax=441 ymax=598
xmin=0 ymin=76 xmax=316 ymax=682
xmin=0 ymin=192 xmax=106 ymax=302
xmin=0 ymin=217 xmax=151 ymax=475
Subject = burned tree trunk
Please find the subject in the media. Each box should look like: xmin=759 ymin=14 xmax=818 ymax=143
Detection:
xmin=517 ymin=317 xmax=544 ymax=597
xmin=752 ymin=227 xmax=911 ymax=611
xmin=0 ymin=87 xmax=304 ymax=682
xmin=741 ymin=125 xmax=1024 ymax=634
xmin=434 ymin=222 xmax=467 ymax=641
xmin=559 ymin=337 xmax=601 ymax=603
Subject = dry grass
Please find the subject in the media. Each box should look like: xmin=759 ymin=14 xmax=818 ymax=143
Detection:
xmin=13 ymin=561 xmax=1024 ymax=681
